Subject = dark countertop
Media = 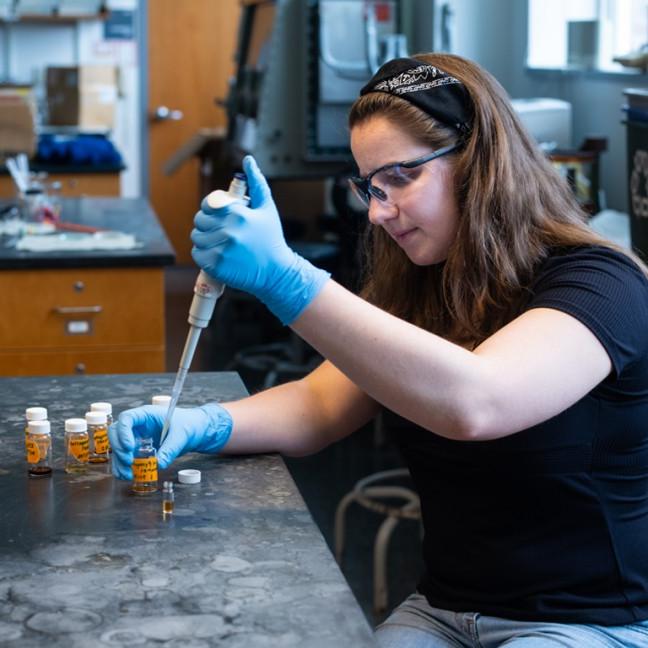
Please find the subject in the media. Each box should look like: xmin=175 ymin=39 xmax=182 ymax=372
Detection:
xmin=0 ymin=162 xmax=124 ymax=175
xmin=0 ymin=197 xmax=175 ymax=270
xmin=0 ymin=372 xmax=375 ymax=647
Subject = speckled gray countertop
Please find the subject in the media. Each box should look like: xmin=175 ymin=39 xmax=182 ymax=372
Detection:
xmin=0 ymin=372 xmax=375 ymax=647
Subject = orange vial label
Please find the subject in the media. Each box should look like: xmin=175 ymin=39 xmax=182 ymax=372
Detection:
xmin=26 ymin=438 xmax=40 ymax=464
xmin=68 ymin=436 xmax=89 ymax=462
xmin=132 ymin=457 xmax=158 ymax=483
xmin=94 ymin=429 xmax=110 ymax=454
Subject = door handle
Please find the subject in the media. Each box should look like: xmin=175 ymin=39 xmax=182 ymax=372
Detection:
xmin=151 ymin=106 xmax=184 ymax=122
xmin=53 ymin=306 xmax=103 ymax=315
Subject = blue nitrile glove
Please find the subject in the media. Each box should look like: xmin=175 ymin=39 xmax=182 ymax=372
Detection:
xmin=109 ymin=403 xmax=232 ymax=480
xmin=191 ymin=155 xmax=330 ymax=325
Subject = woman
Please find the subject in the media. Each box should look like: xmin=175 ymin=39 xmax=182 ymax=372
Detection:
xmin=110 ymin=54 xmax=648 ymax=646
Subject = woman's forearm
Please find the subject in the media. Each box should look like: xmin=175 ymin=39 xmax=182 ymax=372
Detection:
xmin=220 ymin=368 xmax=377 ymax=456
xmin=291 ymin=280 xmax=611 ymax=441
xmin=291 ymin=281 xmax=483 ymax=439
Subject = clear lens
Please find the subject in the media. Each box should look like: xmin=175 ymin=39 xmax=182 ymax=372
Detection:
xmin=348 ymin=179 xmax=370 ymax=208
xmin=350 ymin=144 xmax=458 ymax=209
xmin=371 ymin=164 xmax=427 ymax=206
xmin=374 ymin=164 xmax=422 ymax=192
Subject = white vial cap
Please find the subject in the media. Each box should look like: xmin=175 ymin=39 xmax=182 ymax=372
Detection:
xmin=85 ymin=411 xmax=107 ymax=425
xmin=28 ymin=420 xmax=50 ymax=434
xmin=90 ymin=402 xmax=112 ymax=414
xmin=26 ymin=407 xmax=47 ymax=420
xmin=152 ymin=395 xmax=172 ymax=407
xmin=178 ymin=469 xmax=201 ymax=484
xmin=65 ymin=418 xmax=87 ymax=433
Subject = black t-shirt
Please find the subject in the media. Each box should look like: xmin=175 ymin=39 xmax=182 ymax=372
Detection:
xmin=400 ymin=245 xmax=648 ymax=625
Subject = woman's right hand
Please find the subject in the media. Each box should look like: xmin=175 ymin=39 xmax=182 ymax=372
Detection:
xmin=109 ymin=403 xmax=233 ymax=479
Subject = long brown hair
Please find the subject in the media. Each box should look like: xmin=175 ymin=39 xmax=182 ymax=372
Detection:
xmin=349 ymin=52 xmax=643 ymax=346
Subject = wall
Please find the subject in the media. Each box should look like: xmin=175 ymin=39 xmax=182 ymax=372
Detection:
xmin=0 ymin=0 xmax=140 ymax=197
xmin=439 ymin=0 xmax=642 ymax=212
xmin=504 ymin=0 xmax=638 ymax=213
xmin=2 ymin=0 xmax=640 ymax=209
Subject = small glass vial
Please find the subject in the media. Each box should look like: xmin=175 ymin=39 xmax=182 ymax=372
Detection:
xmin=151 ymin=395 xmax=171 ymax=407
xmin=26 ymin=420 xmax=52 ymax=478
xmin=64 ymin=418 xmax=89 ymax=474
xmin=90 ymin=402 xmax=113 ymax=454
xmin=162 ymin=481 xmax=175 ymax=516
xmin=25 ymin=407 xmax=48 ymax=458
xmin=132 ymin=435 xmax=158 ymax=495
xmin=86 ymin=411 xmax=110 ymax=464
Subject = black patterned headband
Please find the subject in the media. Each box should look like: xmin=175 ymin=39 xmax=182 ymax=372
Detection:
xmin=360 ymin=57 xmax=473 ymax=135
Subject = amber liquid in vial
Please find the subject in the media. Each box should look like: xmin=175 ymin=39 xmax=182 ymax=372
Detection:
xmin=27 ymin=432 xmax=52 ymax=478
xmin=87 ymin=422 xmax=110 ymax=464
xmin=162 ymin=481 xmax=175 ymax=516
xmin=26 ymin=419 xmax=52 ymax=478
xmin=29 ymin=465 xmax=53 ymax=477
xmin=65 ymin=435 xmax=89 ymax=473
xmin=132 ymin=437 xmax=158 ymax=495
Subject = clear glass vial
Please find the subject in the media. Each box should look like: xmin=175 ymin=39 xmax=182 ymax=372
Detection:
xmin=162 ymin=481 xmax=174 ymax=515
xmin=26 ymin=420 xmax=52 ymax=478
xmin=90 ymin=402 xmax=113 ymax=454
xmin=25 ymin=406 xmax=47 ymax=459
xmin=64 ymin=418 xmax=89 ymax=474
xmin=86 ymin=411 xmax=110 ymax=464
xmin=132 ymin=435 xmax=158 ymax=495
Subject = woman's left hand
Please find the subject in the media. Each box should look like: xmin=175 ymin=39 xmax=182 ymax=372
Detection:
xmin=191 ymin=156 xmax=329 ymax=325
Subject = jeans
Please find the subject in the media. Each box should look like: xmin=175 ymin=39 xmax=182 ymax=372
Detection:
xmin=375 ymin=593 xmax=648 ymax=647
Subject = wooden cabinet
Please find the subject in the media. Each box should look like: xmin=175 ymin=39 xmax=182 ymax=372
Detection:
xmin=0 ymin=267 xmax=165 ymax=376
xmin=0 ymin=172 xmax=120 ymax=198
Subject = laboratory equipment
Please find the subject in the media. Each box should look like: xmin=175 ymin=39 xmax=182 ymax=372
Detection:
xmin=26 ymin=420 xmax=52 ymax=478
xmin=64 ymin=418 xmax=89 ymax=473
xmin=159 ymin=174 xmax=249 ymax=447
xmin=510 ymin=98 xmax=572 ymax=151
xmin=25 ymin=406 xmax=47 ymax=459
xmin=162 ymin=481 xmax=175 ymax=516
xmin=86 ymin=411 xmax=109 ymax=464
xmin=132 ymin=435 xmax=158 ymax=495
xmin=221 ymin=0 xmax=429 ymax=177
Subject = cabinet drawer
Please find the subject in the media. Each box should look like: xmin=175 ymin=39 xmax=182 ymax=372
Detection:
xmin=0 ymin=268 xmax=164 ymax=349
xmin=47 ymin=173 xmax=121 ymax=197
xmin=0 ymin=346 xmax=165 ymax=376
xmin=0 ymin=173 xmax=120 ymax=198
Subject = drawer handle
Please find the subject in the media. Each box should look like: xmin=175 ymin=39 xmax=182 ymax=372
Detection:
xmin=53 ymin=306 xmax=103 ymax=315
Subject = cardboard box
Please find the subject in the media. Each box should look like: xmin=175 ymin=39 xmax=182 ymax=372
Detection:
xmin=0 ymin=88 xmax=36 ymax=157
xmin=46 ymin=65 xmax=118 ymax=129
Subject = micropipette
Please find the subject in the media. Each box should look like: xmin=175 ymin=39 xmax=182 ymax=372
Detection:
xmin=159 ymin=173 xmax=248 ymax=446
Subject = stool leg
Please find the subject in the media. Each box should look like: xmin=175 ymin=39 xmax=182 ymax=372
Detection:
xmin=334 ymin=492 xmax=359 ymax=565
xmin=373 ymin=514 xmax=399 ymax=616
xmin=373 ymin=498 xmax=420 ymax=617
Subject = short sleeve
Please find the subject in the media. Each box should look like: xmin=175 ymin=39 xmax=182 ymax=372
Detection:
xmin=525 ymin=247 xmax=648 ymax=377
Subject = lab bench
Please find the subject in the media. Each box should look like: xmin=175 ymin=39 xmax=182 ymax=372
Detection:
xmin=0 ymin=372 xmax=375 ymax=647
xmin=0 ymin=197 xmax=175 ymax=376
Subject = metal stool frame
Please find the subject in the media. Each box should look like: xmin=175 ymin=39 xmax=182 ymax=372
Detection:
xmin=334 ymin=467 xmax=421 ymax=616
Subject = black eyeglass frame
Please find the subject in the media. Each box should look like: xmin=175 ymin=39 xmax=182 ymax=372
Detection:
xmin=349 ymin=143 xmax=460 ymax=206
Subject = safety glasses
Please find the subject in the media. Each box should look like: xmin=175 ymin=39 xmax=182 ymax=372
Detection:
xmin=348 ymin=143 xmax=459 ymax=208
